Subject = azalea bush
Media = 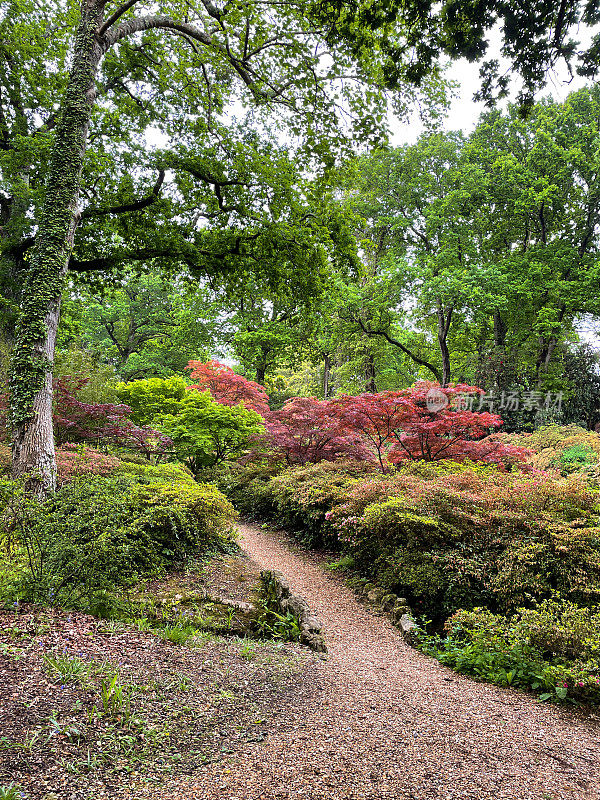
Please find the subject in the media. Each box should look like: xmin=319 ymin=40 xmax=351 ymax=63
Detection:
xmin=0 ymin=443 xmax=122 ymax=484
xmin=250 ymin=458 xmax=600 ymax=618
xmin=56 ymin=444 xmax=122 ymax=484
xmin=267 ymin=459 xmax=377 ymax=545
xmin=417 ymin=600 xmax=600 ymax=704
xmin=501 ymin=424 xmax=600 ymax=481
xmin=0 ymin=467 xmax=237 ymax=612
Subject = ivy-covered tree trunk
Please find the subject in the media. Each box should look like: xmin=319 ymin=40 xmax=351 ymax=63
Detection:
xmin=9 ymin=0 xmax=104 ymax=497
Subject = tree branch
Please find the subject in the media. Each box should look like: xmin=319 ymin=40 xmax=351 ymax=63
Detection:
xmin=357 ymin=318 xmax=442 ymax=382
xmin=103 ymin=15 xmax=277 ymax=100
xmin=99 ymin=0 xmax=143 ymax=36
xmin=81 ymin=170 xmax=165 ymax=218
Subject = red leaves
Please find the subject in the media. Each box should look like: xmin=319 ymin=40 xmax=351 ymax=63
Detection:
xmin=265 ymin=397 xmax=370 ymax=465
xmin=187 ymin=360 xmax=270 ymax=416
xmin=264 ymin=382 xmax=530 ymax=471
xmin=54 ymin=377 xmax=172 ymax=456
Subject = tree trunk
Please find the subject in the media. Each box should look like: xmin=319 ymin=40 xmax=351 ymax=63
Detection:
xmin=365 ymin=353 xmax=377 ymax=393
xmin=536 ymin=335 xmax=559 ymax=387
xmin=9 ymin=1 xmax=104 ymax=497
xmin=322 ymin=352 xmax=331 ymax=398
xmin=436 ymin=301 xmax=453 ymax=387
xmin=493 ymin=309 xmax=507 ymax=349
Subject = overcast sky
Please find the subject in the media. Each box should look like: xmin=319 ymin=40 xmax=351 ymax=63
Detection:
xmin=391 ymin=29 xmax=596 ymax=145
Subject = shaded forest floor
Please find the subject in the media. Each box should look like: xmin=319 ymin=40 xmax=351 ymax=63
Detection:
xmin=2 ymin=526 xmax=600 ymax=799
xmin=0 ymin=552 xmax=323 ymax=799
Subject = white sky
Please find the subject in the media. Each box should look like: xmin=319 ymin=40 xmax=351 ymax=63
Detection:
xmin=391 ymin=26 xmax=596 ymax=145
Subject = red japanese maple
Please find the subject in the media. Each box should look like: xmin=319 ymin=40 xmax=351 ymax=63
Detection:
xmin=54 ymin=377 xmax=172 ymax=456
xmin=265 ymin=397 xmax=369 ymax=465
xmin=323 ymin=382 xmax=530 ymax=472
xmin=187 ymin=360 xmax=270 ymax=416
xmin=332 ymin=391 xmax=415 ymax=472
xmin=387 ymin=381 xmax=509 ymax=465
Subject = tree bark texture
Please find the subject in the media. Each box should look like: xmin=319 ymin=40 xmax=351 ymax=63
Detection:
xmin=9 ymin=0 xmax=104 ymax=496
xmin=436 ymin=301 xmax=453 ymax=387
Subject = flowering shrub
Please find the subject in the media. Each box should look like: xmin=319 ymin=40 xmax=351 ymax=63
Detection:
xmin=250 ymin=459 xmax=600 ymax=618
xmin=268 ymin=460 xmax=378 ymax=545
xmin=0 ymin=443 xmax=122 ymax=485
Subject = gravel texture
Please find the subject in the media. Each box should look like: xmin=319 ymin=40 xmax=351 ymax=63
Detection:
xmin=163 ymin=522 xmax=600 ymax=800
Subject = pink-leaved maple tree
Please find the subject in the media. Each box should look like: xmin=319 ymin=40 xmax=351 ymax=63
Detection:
xmin=187 ymin=360 xmax=270 ymax=416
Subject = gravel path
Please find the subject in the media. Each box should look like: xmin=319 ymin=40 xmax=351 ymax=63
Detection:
xmin=170 ymin=523 xmax=600 ymax=800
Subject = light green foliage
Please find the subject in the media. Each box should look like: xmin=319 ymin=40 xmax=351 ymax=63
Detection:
xmin=117 ymin=377 xmax=265 ymax=475
xmin=340 ymin=87 xmax=600 ymax=401
xmin=53 ymin=345 xmax=119 ymax=403
xmin=0 ymin=785 xmax=24 ymax=800
xmin=155 ymin=622 xmax=199 ymax=646
xmin=63 ymin=275 xmax=217 ymax=380
xmin=42 ymin=651 xmax=92 ymax=684
xmin=115 ymin=375 xmax=189 ymax=427
xmin=115 ymin=461 xmax=195 ymax=483
xmin=131 ymin=479 xmax=238 ymax=543
xmin=157 ymin=390 xmax=265 ymax=475
xmin=99 ymin=671 xmax=133 ymax=722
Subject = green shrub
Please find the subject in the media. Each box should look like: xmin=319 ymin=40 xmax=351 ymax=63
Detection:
xmin=418 ymin=600 xmax=600 ymax=704
xmin=268 ymin=460 xmax=377 ymax=546
xmin=501 ymin=424 xmax=600 ymax=478
xmin=115 ymin=461 xmax=195 ymax=483
xmin=0 ymin=470 xmax=237 ymax=611
xmin=324 ymin=463 xmax=600 ymax=616
xmin=214 ymin=462 xmax=282 ymax=518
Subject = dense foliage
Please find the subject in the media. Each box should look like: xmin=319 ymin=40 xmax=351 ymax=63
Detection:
xmin=0 ymin=461 xmax=236 ymax=613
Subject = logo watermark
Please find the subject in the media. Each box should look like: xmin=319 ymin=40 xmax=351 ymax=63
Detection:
xmin=426 ymin=387 xmax=450 ymax=412
xmin=426 ymin=388 xmax=564 ymax=414
xmin=455 ymin=390 xmax=563 ymax=413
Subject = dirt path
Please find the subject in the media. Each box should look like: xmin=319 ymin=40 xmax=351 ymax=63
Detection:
xmin=167 ymin=523 xmax=600 ymax=800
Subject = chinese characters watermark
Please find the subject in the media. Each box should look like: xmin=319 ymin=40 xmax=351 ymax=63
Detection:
xmin=426 ymin=387 xmax=563 ymax=413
